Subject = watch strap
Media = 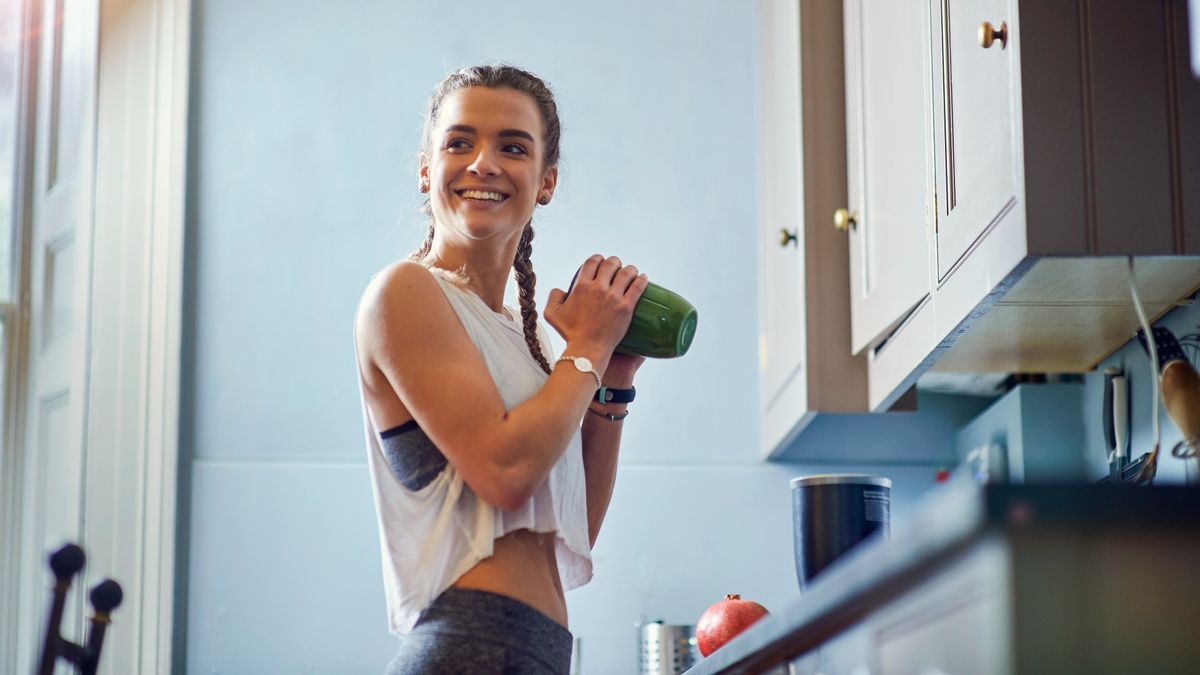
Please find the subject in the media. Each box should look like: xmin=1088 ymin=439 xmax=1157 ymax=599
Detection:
xmin=595 ymin=385 xmax=636 ymax=404
xmin=556 ymin=355 xmax=602 ymax=388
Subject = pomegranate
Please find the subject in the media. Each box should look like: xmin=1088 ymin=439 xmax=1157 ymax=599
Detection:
xmin=695 ymin=594 xmax=769 ymax=657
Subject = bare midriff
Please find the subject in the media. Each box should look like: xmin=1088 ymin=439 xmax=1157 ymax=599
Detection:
xmin=452 ymin=528 xmax=568 ymax=627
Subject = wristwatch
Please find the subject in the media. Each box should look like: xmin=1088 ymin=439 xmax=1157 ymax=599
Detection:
xmin=595 ymin=385 xmax=636 ymax=404
xmin=556 ymin=355 xmax=602 ymax=388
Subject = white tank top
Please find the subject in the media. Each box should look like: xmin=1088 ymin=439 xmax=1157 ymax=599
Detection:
xmin=358 ymin=271 xmax=593 ymax=636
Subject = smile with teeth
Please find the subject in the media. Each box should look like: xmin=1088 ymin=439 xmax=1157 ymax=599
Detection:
xmin=457 ymin=189 xmax=508 ymax=202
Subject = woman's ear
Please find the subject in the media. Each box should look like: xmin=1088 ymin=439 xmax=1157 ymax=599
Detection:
xmin=418 ymin=154 xmax=430 ymax=193
xmin=538 ymin=166 xmax=558 ymax=205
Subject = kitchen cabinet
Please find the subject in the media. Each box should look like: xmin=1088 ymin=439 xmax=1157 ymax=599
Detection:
xmin=783 ymin=544 xmax=1009 ymax=675
xmin=757 ymin=0 xmax=870 ymax=456
xmin=757 ymin=0 xmax=995 ymax=459
xmin=801 ymin=542 xmax=1010 ymax=675
xmin=870 ymin=540 xmax=1010 ymax=675
xmin=842 ymin=0 xmax=1200 ymax=410
xmin=930 ymin=0 xmax=1020 ymax=280
xmin=843 ymin=0 xmax=933 ymax=354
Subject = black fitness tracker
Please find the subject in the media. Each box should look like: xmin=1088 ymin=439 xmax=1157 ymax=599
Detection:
xmin=595 ymin=386 xmax=636 ymax=404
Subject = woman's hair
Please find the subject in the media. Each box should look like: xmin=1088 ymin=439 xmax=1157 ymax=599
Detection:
xmin=411 ymin=64 xmax=561 ymax=375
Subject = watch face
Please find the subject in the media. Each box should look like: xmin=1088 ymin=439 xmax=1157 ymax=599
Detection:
xmin=574 ymin=356 xmax=593 ymax=372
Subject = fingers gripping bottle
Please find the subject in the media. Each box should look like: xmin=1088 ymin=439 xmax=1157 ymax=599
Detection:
xmin=567 ymin=266 xmax=697 ymax=359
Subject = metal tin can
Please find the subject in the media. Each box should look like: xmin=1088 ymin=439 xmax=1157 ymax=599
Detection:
xmin=790 ymin=474 xmax=891 ymax=590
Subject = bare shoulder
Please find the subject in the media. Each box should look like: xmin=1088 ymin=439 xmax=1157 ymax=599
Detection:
xmin=358 ymin=260 xmax=442 ymax=319
xmin=367 ymin=258 xmax=468 ymax=323
xmin=354 ymin=261 xmax=455 ymax=357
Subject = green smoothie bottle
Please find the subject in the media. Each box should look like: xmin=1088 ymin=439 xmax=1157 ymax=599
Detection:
xmin=566 ymin=268 xmax=698 ymax=359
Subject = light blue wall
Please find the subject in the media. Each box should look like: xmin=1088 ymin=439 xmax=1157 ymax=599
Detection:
xmin=185 ymin=0 xmax=759 ymax=468
xmin=181 ymin=2 xmax=966 ymax=673
xmin=779 ymin=392 xmax=993 ymax=464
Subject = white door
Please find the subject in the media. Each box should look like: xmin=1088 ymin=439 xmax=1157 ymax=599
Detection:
xmin=931 ymin=0 xmax=1019 ymax=279
xmin=757 ymin=0 xmax=809 ymax=453
xmin=12 ymin=0 xmax=99 ymax=672
xmin=844 ymin=0 xmax=933 ymax=354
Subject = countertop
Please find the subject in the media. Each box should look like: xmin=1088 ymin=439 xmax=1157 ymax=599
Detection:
xmin=684 ymin=481 xmax=1200 ymax=675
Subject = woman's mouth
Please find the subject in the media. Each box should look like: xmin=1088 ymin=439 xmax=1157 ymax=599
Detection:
xmin=456 ymin=189 xmax=509 ymax=203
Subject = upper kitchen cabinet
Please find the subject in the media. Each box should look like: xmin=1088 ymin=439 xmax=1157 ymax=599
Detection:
xmin=758 ymin=0 xmax=870 ymax=456
xmin=930 ymin=0 xmax=1020 ymax=280
xmin=854 ymin=0 xmax=1200 ymax=410
xmin=843 ymin=0 xmax=934 ymax=353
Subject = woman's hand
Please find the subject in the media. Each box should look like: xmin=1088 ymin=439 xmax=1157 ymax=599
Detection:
xmin=544 ymin=254 xmax=649 ymax=356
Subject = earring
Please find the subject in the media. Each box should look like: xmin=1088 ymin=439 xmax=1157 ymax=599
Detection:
xmin=538 ymin=195 xmax=550 ymax=205
xmin=419 ymin=179 xmax=430 ymax=193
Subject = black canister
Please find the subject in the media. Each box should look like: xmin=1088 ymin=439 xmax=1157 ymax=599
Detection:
xmin=790 ymin=474 xmax=891 ymax=590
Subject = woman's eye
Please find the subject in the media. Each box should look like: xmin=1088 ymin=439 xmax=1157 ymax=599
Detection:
xmin=445 ymin=139 xmax=470 ymax=151
xmin=503 ymin=144 xmax=528 ymax=155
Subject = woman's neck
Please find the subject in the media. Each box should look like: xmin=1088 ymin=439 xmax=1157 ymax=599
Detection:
xmin=427 ymin=232 xmax=520 ymax=312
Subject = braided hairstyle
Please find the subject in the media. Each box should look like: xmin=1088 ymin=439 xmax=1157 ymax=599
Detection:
xmin=411 ymin=64 xmax=560 ymax=374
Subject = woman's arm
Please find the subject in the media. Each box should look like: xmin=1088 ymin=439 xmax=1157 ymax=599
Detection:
xmin=580 ymin=354 xmax=643 ymax=548
xmin=357 ymin=256 xmax=646 ymax=512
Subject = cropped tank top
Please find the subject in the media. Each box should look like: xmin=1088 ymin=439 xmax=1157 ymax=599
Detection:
xmin=358 ymin=271 xmax=592 ymax=636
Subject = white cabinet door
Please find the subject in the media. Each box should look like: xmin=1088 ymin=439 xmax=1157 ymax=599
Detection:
xmin=11 ymin=0 xmax=99 ymax=673
xmin=931 ymin=0 xmax=1020 ymax=279
xmin=758 ymin=0 xmax=809 ymax=453
xmin=844 ymin=0 xmax=933 ymax=354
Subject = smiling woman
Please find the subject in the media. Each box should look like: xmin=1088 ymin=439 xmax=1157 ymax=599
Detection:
xmin=410 ymin=71 xmax=565 ymax=375
xmin=354 ymin=65 xmax=650 ymax=675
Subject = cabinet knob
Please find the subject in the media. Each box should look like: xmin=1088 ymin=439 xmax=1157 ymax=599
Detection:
xmin=833 ymin=208 xmax=857 ymax=232
xmin=778 ymin=228 xmax=799 ymax=248
xmin=979 ymin=21 xmax=1008 ymax=49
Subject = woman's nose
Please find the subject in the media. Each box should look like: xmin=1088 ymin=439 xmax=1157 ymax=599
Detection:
xmin=467 ymin=147 xmax=501 ymax=176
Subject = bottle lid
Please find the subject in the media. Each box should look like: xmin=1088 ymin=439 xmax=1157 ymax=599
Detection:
xmin=789 ymin=474 xmax=892 ymax=488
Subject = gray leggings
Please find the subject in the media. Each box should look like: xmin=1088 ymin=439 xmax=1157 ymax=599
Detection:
xmin=386 ymin=588 xmax=573 ymax=675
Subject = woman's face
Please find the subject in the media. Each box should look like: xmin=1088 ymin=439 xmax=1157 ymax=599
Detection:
xmin=421 ymin=86 xmax=556 ymax=247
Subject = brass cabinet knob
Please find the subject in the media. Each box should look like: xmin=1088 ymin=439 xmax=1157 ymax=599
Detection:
xmin=833 ymin=208 xmax=857 ymax=232
xmin=779 ymin=228 xmax=799 ymax=247
xmin=979 ymin=21 xmax=1008 ymax=49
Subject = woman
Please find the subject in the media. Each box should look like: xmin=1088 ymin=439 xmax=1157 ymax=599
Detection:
xmin=354 ymin=64 xmax=647 ymax=674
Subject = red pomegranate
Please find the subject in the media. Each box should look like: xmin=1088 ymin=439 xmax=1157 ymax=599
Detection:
xmin=695 ymin=594 xmax=769 ymax=657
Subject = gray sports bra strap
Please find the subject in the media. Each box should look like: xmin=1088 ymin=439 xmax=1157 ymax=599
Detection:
xmin=379 ymin=421 xmax=448 ymax=491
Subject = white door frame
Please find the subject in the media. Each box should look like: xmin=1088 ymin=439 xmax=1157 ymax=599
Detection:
xmin=85 ymin=0 xmax=191 ymax=672
xmin=0 ymin=0 xmax=191 ymax=673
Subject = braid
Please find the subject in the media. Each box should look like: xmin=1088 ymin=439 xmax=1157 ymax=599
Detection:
xmin=513 ymin=224 xmax=552 ymax=374
xmin=409 ymin=222 xmax=435 ymax=261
